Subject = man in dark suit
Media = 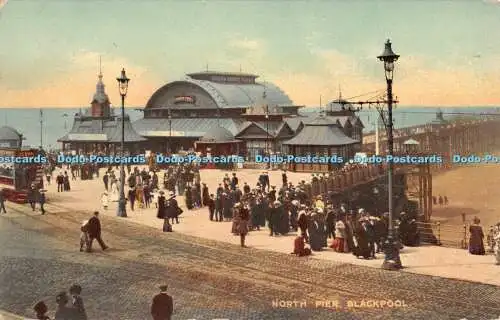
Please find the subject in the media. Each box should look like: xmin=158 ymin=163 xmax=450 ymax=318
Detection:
xmin=151 ymin=284 xmax=173 ymax=320
xmin=102 ymin=173 xmax=109 ymax=191
xmin=86 ymin=211 xmax=108 ymax=252
xmin=56 ymin=172 xmax=64 ymax=192
xmin=0 ymin=189 xmax=6 ymax=214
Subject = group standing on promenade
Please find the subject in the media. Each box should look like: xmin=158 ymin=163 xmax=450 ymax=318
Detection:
xmin=201 ymin=169 xmax=415 ymax=257
xmin=32 ymin=284 xmax=87 ymax=320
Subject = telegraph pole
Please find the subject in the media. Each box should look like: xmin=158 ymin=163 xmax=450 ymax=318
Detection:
xmin=39 ymin=109 xmax=43 ymax=149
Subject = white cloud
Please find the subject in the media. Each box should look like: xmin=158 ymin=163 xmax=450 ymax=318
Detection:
xmin=229 ymin=38 xmax=262 ymax=51
xmin=0 ymin=50 xmax=161 ymax=107
xmin=269 ymin=49 xmax=500 ymax=106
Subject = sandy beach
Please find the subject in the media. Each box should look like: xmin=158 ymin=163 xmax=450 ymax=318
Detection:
xmin=432 ymin=164 xmax=500 ymax=229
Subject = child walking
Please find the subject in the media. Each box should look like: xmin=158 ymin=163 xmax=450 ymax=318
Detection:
xmin=80 ymin=220 xmax=89 ymax=252
xmin=101 ymin=191 xmax=109 ymax=210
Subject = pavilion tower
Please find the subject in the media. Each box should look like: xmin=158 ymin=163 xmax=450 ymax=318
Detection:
xmin=90 ymin=57 xmax=111 ymax=118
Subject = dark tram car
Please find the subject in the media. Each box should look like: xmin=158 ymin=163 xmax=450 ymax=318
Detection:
xmin=0 ymin=148 xmax=45 ymax=203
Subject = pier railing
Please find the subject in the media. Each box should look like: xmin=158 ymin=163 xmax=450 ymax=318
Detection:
xmin=416 ymin=221 xmax=469 ymax=249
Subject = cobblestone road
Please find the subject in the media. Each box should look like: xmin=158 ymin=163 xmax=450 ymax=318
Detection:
xmin=1 ymin=201 xmax=500 ymax=320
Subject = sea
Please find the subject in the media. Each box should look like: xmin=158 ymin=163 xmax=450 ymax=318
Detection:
xmin=0 ymin=106 xmax=498 ymax=150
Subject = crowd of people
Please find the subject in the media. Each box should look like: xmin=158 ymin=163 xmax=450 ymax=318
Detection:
xmin=30 ymin=282 xmax=175 ymax=320
xmin=181 ymin=169 xmax=422 ymax=256
xmin=6 ymin=157 xmax=500 ymax=319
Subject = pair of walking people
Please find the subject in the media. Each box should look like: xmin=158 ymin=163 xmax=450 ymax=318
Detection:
xmin=33 ymin=284 xmax=87 ymax=320
xmin=80 ymin=211 xmax=108 ymax=252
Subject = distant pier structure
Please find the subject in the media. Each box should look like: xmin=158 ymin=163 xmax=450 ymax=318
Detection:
xmin=363 ymin=109 xmax=500 ymax=163
xmin=363 ymin=109 xmax=500 ymax=222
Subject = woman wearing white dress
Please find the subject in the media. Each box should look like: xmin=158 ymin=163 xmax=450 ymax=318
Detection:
xmin=151 ymin=190 xmax=159 ymax=208
xmin=101 ymin=192 xmax=109 ymax=210
xmin=493 ymin=224 xmax=500 ymax=265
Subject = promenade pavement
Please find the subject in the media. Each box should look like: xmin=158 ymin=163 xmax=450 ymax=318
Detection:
xmin=44 ymin=167 xmax=500 ymax=286
xmin=0 ymin=310 xmax=23 ymax=320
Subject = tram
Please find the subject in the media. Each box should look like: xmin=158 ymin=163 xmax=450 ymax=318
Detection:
xmin=0 ymin=148 xmax=45 ymax=203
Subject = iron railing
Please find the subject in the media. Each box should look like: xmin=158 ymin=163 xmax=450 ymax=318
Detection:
xmin=416 ymin=221 xmax=470 ymax=248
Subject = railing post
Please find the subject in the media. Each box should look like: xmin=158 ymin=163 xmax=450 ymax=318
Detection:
xmin=462 ymin=224 xmax=467 ymax=249
xmin=436 ymin=222 xmax=441 ymax=246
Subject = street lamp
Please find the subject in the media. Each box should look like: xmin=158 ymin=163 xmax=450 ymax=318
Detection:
xmin=62 ymin=113 xmax=68 ymax=129
xmin=377 ymin=39 xmax=402 ymax=270
xmin=168 ymin=108 xmax=172 ymax=153
xmin=265 ymin=105 xmax=270 ymax=168
xmin=116 ymin=68 xmax=130 ymax=218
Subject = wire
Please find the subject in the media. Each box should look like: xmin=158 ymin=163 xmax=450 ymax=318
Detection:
xmin=360 ymin=110 xmax=500 ymax=116
xmin=342 ymin=89 xmax=386 ymax=101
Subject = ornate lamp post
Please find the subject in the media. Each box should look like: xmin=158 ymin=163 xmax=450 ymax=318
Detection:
xmin=116 ymin=68 xmax=130 ymax=218
xmin=168 ymin=108 xmax=172 ymax=153
xmin=265 ymin=104 xmax=270 ymax=168
xmin=377 ymin=39 xmax=402 ymax=270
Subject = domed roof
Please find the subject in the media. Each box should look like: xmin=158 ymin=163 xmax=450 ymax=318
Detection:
xmin=0 ymin=126 xmax=22 ymax=141
xmin=200 ymin=126 xmax=235 ymax=143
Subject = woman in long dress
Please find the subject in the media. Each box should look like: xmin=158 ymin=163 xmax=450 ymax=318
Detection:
xmin=135 ymin=184 xmax=144 ymax=209
xmin=494 ymin=224 xmax=500 ymax=265
xmin=308 ymin=213 xmax=323 ymax=251
xmin=330 ymin=217 xmax=346 ymax=253
xmin=101 ymin=192 xmax=109 ymax=210
xmin=231 ymin=203 xmax=241 ymax=235
xmin=239 ymin=204 xmax=249 ymax=247
xmin=469 ymin=216 xmax=485 ymax=255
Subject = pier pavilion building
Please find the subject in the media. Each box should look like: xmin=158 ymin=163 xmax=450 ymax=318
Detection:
xmin=58 ymin=71 xmax=146 ymax=153
xmin=132 ymin=71 xmax=302 ymax=153
xmin=0 ymin=126 xmax=24 ymax=149
xmin=132 ymin=71 xmax=364 ymax=170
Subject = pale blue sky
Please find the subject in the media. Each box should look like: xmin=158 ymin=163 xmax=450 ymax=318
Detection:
xmin=0 ymin=0 xmax=499 ymax=107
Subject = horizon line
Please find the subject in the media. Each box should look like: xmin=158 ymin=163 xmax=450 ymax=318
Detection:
xmin=0 ymin=105 xmax=498 ymax=109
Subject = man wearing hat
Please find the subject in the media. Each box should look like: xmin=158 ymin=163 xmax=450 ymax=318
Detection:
xmin=207 ymin=194 xmax=215 ymax=221
xmin=87 ymin=211 xmax=108 ymax=252
xmin=269 ymin=186 xmax=276 ymax=202
xmin=231 ymin=172 xmax=238 ymax=190
xmin=258 ymin=171 xmax=267 ymax=192
xmin=282 ymin=170 xmax=287 ymax=186
xmin=243 ymin=182 xmax=251 ymax=194
xmin=69 ymin=284 xmax=87 ymax=320
xmin=0 ymin=189 xmax=6 ymax=214
xmin=263 ymin=171 xmax=270 ymax=192
xmin=268 ymin=201 xmax=281 ymax=236
xmin=38 ymin=189 xmax=46 ymax=215
xmin=33 ymin=300 xmax=50 ymax=320
xmin=168 ymin=192 xmax=180 ymax=225
xmin=151 ymin=284 xmax=173 ymax=320
xmin=27 ymin=184 xmax=37 ymax=211
xmin=202 ymin=182 xmax=209 ymax=207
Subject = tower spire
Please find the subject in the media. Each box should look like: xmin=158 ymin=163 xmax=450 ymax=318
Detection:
xmin=338 ymin=84 xmax=342 ymax=99
xmin=98 ymin=55 xmax=102 ymax=79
